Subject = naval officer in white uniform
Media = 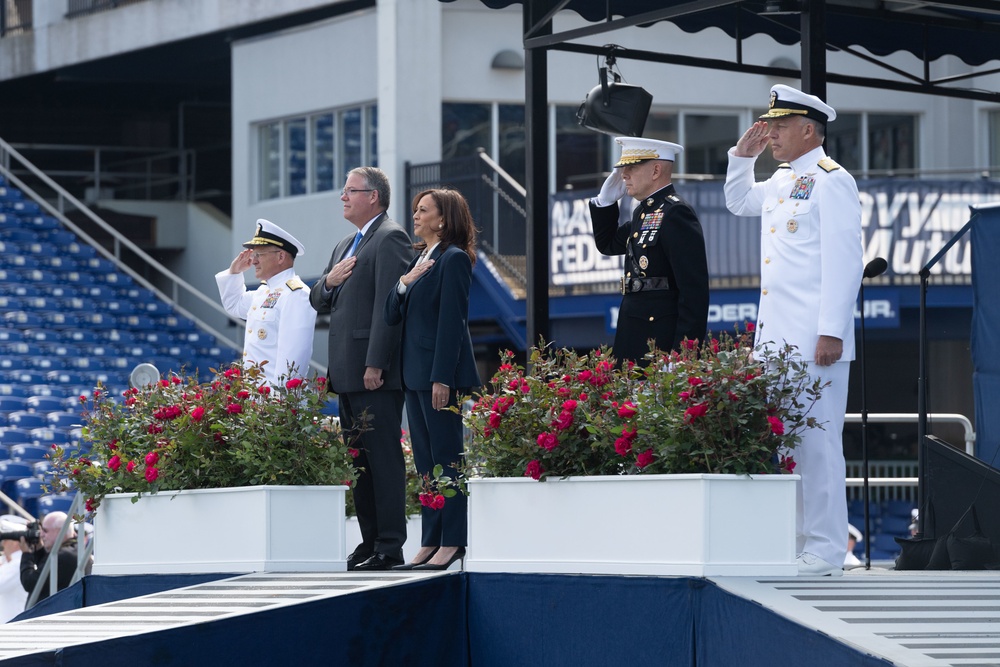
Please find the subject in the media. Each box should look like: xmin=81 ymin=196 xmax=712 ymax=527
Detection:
xmin=724 ymin=84 xmax=863 ymax=577
xmin=216 ymin=218 xmax=317 ymax=387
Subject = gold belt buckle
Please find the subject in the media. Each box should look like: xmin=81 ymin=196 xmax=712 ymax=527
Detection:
xmin=620 ymin=276 xmax=627 ymax=295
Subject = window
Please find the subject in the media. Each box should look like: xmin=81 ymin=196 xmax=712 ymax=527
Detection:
xmin=442 ymin=103 xmax=492 ymax=160
xmin=990 ymin=110 xmax=1000 ymax=175
xmin=256 ymin=104 xmax=377 ymax=201
xmin=555 ymin=105 xmax=612 ymax=191
xmin=868 ymin=114 xmax=915 ymax=173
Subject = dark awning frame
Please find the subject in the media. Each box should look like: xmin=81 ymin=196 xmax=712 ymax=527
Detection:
xmin=441 ymin=0 xmax=1000 ymax=345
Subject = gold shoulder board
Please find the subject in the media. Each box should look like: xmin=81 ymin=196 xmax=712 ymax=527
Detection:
xmin=818 ymin=157 xmax=841 ymax=172
xmin=285 ymin=277 xmax=306 ymax=291
xmin=778 ymin=163 xmax=792 ymax=169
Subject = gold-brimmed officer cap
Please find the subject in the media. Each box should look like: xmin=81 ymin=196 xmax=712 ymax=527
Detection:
xmin=759 ymin=84 xmax=837 ymax=124
xmin=613 ymin=137 xmax=684 ymax=167
xmin=242 ymin=218 xmax=305 ymax=258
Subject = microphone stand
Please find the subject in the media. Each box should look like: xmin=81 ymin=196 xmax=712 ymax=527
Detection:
xmin=858 ymin=257 xmax=887 ymax=570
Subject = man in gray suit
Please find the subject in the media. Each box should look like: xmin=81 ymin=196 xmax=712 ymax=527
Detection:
xmin=310 ymin=166 xmax=414 ymax=570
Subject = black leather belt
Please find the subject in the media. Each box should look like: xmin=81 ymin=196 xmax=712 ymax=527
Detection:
xmin=620 ymin=276 xmax=672 ymax=295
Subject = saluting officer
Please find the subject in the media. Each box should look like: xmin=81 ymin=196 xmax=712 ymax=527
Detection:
xmin=725 ymin=84 xmax=863 ymax=577
xmin=590 ymin=137 xmax=709 ymax=363
xmin=215 ymin=218 xmax=317 ymax=387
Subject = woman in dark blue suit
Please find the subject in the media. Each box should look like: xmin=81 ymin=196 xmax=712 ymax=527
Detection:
xmin=384 ymin=188 xmax=481 ymax=570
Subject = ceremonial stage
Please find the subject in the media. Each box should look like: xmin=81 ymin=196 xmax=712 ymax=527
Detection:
xmin=3 ymin=568 xmax=1000 ymax=666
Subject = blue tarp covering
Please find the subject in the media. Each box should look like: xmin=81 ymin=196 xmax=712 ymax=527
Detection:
xmin=971 ymin=204 xmax=1000 ymax=466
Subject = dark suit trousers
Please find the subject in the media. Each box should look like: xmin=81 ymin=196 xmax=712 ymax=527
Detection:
xmin=340 ymin=389 xmax=406 ymax=559
xmin=405 ymin=388 xmax=467 ymax=547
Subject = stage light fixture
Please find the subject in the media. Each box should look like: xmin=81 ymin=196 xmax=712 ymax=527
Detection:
xmin=577 ymin=48 xmax=652 ymax=137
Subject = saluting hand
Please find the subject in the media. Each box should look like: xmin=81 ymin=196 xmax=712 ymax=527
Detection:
xmin=734 ymin=121 xmax=771 ymax=158
xmin=228 ymin=249 xmax=253 ymax=274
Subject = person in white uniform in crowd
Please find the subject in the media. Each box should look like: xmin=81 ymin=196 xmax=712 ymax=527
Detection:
xmin=216 ymin=219 xmax=317 ymax=387
xmin=0 ymin=516 xmax=28 ymax=622
xmin=724 ymin=84 xmax=863 ymax=577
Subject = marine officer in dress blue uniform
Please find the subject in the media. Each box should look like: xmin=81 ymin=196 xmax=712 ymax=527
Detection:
xmin=590 ymin=137 xmax=709 ymax=363
xmin=725 ymin=84 xmax=864 ymax=577
xmin=216 ymin=218 xmax=317 ymax=387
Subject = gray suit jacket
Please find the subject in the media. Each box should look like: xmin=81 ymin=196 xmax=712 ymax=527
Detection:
xmin=310 ymin=213 xmax=414 ymax=394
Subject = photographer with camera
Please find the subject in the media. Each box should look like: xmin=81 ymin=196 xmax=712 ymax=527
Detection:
xmin=0 ymin=517 xmax=29 ymax=622
xmin=18 ymin=512 xmax=82 ymax=604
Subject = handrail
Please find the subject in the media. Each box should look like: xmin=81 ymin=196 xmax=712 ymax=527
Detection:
xmin=16 ymin=492 xmax=93 ymax=610
xmin=844 ymin=412 xmax=975 ymax=456
xmin=476 ymin=148 xmax=527 ymax=197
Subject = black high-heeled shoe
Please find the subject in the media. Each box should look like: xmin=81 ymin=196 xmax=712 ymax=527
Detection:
xmin=391 ymin=548 xmax=439 ymax=571
xmin=412 ymin=547 xmax=465 ymax=571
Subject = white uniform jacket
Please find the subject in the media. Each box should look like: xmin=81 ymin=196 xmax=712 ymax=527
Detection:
xmin=724 ymin=145 xmax=863 ymax=362
xmin=215 ymin=266 xmax=317 ymax=386
xmin=0 ymin=551 xmax=26 ymax=623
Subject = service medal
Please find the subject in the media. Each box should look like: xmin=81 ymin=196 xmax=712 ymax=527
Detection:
xmin=786 ymin=219 xmax=798 ymax=233
xmin=258 ymin=329 xmax=267 ymax=340
xmin=639 ymin=256 xmax=649 ymax=270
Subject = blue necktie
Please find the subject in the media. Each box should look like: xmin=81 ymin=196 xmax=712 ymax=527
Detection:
xmin=345 ymin=231 xmax=362 ymax=258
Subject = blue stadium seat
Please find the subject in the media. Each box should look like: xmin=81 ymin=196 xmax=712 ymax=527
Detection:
xmin=11 ymin=477 xmax=44 ymax=518
xmin=11 ymin=371 xmax=50 ymax=385
xmin=29 ymin=357 xmax=71 ymax=372
xmin=120 ymin=314 xmax=158 ymax=330
xmin=62 ymin=242 xmax=97 ymax=258
xmin=31 ymin=460 xmax=53 ymax=480
xmin=0 ymin=329 xmax=25 ymax=343
xmin=37 ymin=494 xmax=75 ymax=516
xmin=7 ymin=341 xmax=46 ymax=356
xmin=881 ymin=500 xmax=916 ymax=518
xmin=42 ymin=311 xmax=82 ymax=329
xmin=22 ymin=329 xmax=60 ymax=343
xmin=104 ymin=330 xmax=137 ymax=345
xmin=2 ymin=311 xmax=43 ymax=328
xmin=46 ymin=371 xmax=93 ymax=387
xmin=21 ymin=269 xmax=61 ymax=283
xmin=9 ymin=200 xmax=41 ymax=216
xmin=24 ymin=215 xmax=59 ymax=231
xmin=29 ymin=427 xmax=70 ymax=446
xmin=82 ymin=257 xmax=117 ymax=273
xmin=43 ymin=229 xmax=76 ymax=245
xmin=0 ymin=449 xmax=10 ymax=462
xmin=62 ymin=329 xmax=101 ymax=345
xmin=0 ymin=396 xmax=27 ymax=413
xmin=25 ymin=396 xmax=65 ymax=412
xmin=60 ymin=296 xmax=87 ymax=311
xmin=9 ymin=443 xmax=51 ymax=463
xmin=6 ymin=255 xmax=40 ymax=270
xmin=5 ymin=411 xmax=47 ymax=430
xmin=77 ymin=313 xmax=116 ymax=330
xmin=0 ymin=228 xmax=36 ymax=243
xmin=46 ymin=412 xmax=80 ymax=430
xmin=0 ymin=296 xmax=25 ymax=310
xmin=103 ymin=300 xmax=138 ymax=316
xmin=43 ymin=342 xmax=84 ymax=358
xmin=160 ymin=315 xmax=196 ymax=332
xmin=26 ymin=385 xmax=73 ymax=399
xmin=142 ymin=300 xmax=174 ymax=315
xmin=0 ymin=385 xmax=30 ymax=398
xmin=100 ymin=272 xmax=133 ymax=286
xmin=0 ymin=461 xmax=35 ymax=498
xmin=872 ymin=532 xmax=902 ymax=555
xmin=879 ymin=515 xmax=912 ymax=535
xmin=61 ymin=271 xmax=98 ymax=286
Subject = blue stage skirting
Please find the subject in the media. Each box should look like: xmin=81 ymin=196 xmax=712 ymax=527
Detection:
xmin=9 ymin=573 xmax=885 ymax=667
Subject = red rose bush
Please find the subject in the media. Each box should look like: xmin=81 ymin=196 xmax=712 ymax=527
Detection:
xmin=50 ymin=363 xmax=359 ymax=513
xmin=463 ymin=326 xmax=823 ymax=480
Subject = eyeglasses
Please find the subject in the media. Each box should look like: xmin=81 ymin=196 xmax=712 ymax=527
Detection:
xmin=341 ymin=188 xmax=375 ymax=197
xmin=251 ymin=250 xmax=281 ymax=260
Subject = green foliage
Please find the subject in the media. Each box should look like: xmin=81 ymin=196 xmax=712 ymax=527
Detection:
xmin=463 ymin=326 xmax=824 ymax=480
xmin=49 ymin=363 xmax=359 ymax=514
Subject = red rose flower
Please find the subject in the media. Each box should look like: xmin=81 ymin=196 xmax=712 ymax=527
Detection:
xmin=190 ymin=406 xmax=205 ymax=422
xmin=145 ymin=466 xmax=159 ymax=483
xmin=236 ymin=390 xmax=250 ymax=400
xmin=85 ymin=498 xmax=96 ymax=512
xmin=745 ymin=321 xmax=756 ymax=332
xmin=224 ymin=368 xmax=241 ymax=378
xmin=258 ymin=384 xmax=271 ymax=395
xmin=684 ymin=403 xmax=709 ymax=422
xmin=636 ymin=448 xmax=655 ymax=468
xmin=614 ymin=436 xmax=632 ymax=457
xmin=617 ymin=401 xmax=637 ymax=419
xmin=430 ymin=494 xmax=446 ymax=510
xmin=145 ymin=451 xmax=159 ymax=466
xmin=551 ymin=410 xmax=574 ymax=431
xmin=688 ymin=377 xmax=704 ymax=387
xmin=536 ymin=432 xmax=559 ymax=451
xmin=126 ymin=461 xmax=137 ymax=473
xmin=348 ymin=448 xmax=359 ymax=458
xmin=107 ymin=455 xmax=122 ymax=472
xmin=226 ymin=403 xmax=242 ymax=414
xmin=285 ymin=377 xmax=304 ymax=390
xmin=524 ymin=460 xmax=543 ymax=480
xmin=767 ymin=416 xmax=785 ymax=435
xmin=488 ymin=412 xmax=502 ymax=429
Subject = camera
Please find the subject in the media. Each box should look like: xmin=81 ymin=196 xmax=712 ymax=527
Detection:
xmin=0 ymin=520 xmax=41 ymax=545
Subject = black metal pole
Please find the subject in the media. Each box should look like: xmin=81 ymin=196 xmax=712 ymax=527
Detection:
xmin=859 ymin=279 xmax=871 ymax=569
xmin=917 ymin=269 xmax=928 ymax=535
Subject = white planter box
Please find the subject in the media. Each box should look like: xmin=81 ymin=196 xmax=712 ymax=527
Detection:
xmin=93 ymin=485 xmax=348 ymax=575
xmin=467 ymin=474 xmax=798 ymax=577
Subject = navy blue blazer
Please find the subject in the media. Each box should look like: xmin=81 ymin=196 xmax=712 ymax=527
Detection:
xmin=383 ymin=244 xmax=481 ymax=393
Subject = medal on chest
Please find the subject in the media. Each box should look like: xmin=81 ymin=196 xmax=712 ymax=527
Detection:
xmin=261 ymin=289 xmax=282 ymax=309
xmin=789 ymin=175 xmax=816 ymax=200
xmin=637 ymin=208 xmax=664 ymax=245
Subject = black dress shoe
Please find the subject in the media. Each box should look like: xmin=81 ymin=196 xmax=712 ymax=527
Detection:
xmin=346 ymin=550 xmax=373 ymax=572
xmin=392 ymin=548 xmax=439 ymax=571
xmin=412 ymin=547 xmax=466 ymax=571
xmin=353 ymin=553 xmax=405 ymax=571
